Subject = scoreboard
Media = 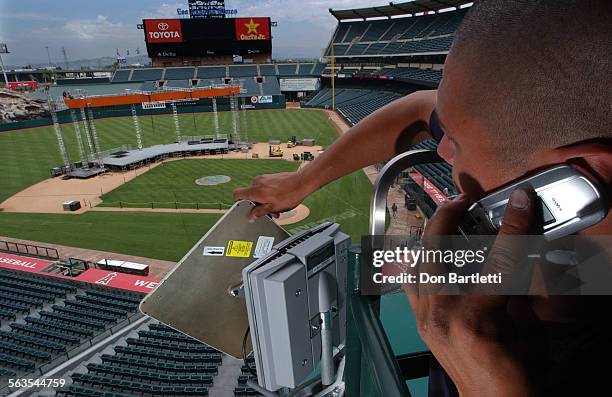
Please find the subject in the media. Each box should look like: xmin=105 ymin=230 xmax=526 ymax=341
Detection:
xmin=143 ymin=17 xmax=272 ymax=58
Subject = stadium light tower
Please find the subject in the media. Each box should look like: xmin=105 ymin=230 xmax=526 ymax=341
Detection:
xmin=45 ymin=46 xmax=52 ymax=67
xmin=0 ymin=43 xmax=10 ymax=86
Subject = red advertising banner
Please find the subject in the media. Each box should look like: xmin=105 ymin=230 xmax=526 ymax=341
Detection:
xmin=144 ymin=19 xmax=183 ymax=43
xmin=0 ymin=253 xmax=159 ymax=293
xmin=409 ymin=171 xmax=449 ymax=205
xmin=7 ymin=81 xmax=38 ymax=90
xmin=75 ymin=268 xmax=160 ymax=293
xmin=235 ymin=18 xmax=270 ymax=41
xmin=0 ymin=253 xmax=52 ymax=273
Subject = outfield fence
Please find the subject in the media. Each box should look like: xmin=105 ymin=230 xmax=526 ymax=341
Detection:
xmin=102 ymin=201 xmax=235 ymax=210
xmin=0 ymin=95 xmax=287 ymax=132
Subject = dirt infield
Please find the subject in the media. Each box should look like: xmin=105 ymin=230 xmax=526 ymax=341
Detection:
xmin=0 ymin=143 xmax=322 ymax=217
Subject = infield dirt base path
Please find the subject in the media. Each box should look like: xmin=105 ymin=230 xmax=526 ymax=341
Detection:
xmin=0 ymin=143 xmax=321 ymax=215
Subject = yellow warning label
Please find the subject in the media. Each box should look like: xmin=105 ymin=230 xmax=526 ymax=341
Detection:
xmin=226 ymin=240 xmax=253 ymax=258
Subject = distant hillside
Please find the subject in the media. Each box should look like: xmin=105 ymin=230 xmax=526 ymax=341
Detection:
xmin=7 ymin=55 xmax=151 ymax=71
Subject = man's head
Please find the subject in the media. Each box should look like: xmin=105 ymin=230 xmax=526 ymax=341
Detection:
xmin=436 ymin=0 xmax=611 ymax=198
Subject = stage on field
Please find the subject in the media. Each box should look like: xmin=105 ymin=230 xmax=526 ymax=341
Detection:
xmin=101 ymin=139 xmax=230 ymax=170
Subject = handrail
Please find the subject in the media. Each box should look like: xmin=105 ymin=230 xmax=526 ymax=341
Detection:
xmin=344 ymin=149 xmax=443 ymax=396
xmin=369 ymin=149 xmax=442 ymax=235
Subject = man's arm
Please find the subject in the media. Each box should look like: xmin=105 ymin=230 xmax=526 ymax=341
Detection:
xmin=234 ymin=89 xmax=437 ymax=220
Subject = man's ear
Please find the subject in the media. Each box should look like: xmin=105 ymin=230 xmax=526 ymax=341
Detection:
xmin=551 ymin=142 xmax=612 ymax=187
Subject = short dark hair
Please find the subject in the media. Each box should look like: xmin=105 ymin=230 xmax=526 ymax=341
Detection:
xmin=449 ymin=0 xmax=611 ymax=167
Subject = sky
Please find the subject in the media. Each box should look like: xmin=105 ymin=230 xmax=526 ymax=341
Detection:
xmin=0 ymin=0 xmax=381 ymax=66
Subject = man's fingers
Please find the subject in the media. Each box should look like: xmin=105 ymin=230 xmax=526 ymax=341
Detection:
xmin=248 ymin=203 xmax=274 ymax=223
xmin=233 ymin=187 xmax=259 ymax=202
xmin=424 ymin=194 xmax=471 ymax=236
xmin=483 ymin=186 xmax=537 ymax=275
xmin=233 ymin=187 xmax=249 ymax=201
xmin=418 ymin=194 xmax=471 ymax=298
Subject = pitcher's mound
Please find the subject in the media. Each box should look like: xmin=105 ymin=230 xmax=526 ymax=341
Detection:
xmin=195 ymin=175 xmax=231 ymax=186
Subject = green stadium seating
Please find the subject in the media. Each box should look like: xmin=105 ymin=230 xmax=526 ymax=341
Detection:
xmin=0 ymin=367 xmax=17 ymax=377
xmin=26 ymin=316 xmax=94 ymax=336
xmin=126 ymin=337 xmax=217 ymax=353
xmin=52 ymin=305 xmax=118 ymax=323
xmin=0 ymin=308 xmax=16 ymax=321
xmin=10 ymin=323 xmax=80 ymax=344
xmin=85 ymin=290 xmax=142 ymax=304
xmin=100 ymin=354 xmax=219 ymax=374
xmin=0 ymin=330 xmax=66 ymax=353
xmin=64 ymin=300 xmax=128 ymax=317
xmin=39 ymin=311 xmax=106 ymax=329
xmin=86 ymin=363 xmax=214 ymax=385
xmin=78 ymin=295 xmax=136 ymax=312
xmin=0 ymin=340 xmax=51 ymax=361
xmin=0 ymin=353 xmax=35 ymax=370
xmin=0 ymin=285 xmax=55 ymax=302
xmin=114 ymin=345 xmax=222 ymax=363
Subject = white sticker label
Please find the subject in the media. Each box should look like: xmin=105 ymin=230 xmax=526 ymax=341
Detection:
xmin=203 ymin=246 xmax=225 ymax=256
xmin=253 ymin=236 xmax=275 ymax=259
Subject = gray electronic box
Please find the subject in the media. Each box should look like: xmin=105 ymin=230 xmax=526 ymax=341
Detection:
xmin=243 ymin=222 xmax=350 ymax=391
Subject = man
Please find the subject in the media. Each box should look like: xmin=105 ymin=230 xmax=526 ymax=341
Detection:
xmin=235 ymin=1 xmax=611 ymax=394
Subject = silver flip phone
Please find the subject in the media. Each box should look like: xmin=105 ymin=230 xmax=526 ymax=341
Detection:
xmin=459 ymin=165 xmax=608 ymax=240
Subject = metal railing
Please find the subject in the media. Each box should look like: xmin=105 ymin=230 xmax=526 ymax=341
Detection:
xmin=101 ymin=201 xmax=233 ymax=210
xmin=0 ymin=240 xmax=59 ymax=261
xmin=345 ymin=149 xmax=442 ymax=396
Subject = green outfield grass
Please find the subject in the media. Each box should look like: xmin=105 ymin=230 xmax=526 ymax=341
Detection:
xmin=99 ymin=159 xmax=300 ymax=209
xmin=0 ymin=108 xmax=373 ymax=260
xmin=0 ymin=109 xmax=337 ymax=203
xmin=292 ymin=170 xmax=372 ymax=238
xmin=0 ymin=170 xmax=371 ymax=261
xmin=0 ymin=211 xmax=221 ymax=262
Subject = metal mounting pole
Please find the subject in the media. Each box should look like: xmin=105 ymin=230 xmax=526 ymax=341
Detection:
xmin=79 ymin=108 xmax=95 ymax=162
xmin=171 ymin=102 xmax=181 ymax=143
xmin=0 ymin=53 xmax=8 ymax=87
xmin=241 ymin=96 xmax=249 ymax=145
xmin=70 ymin=109 xmax=87 ymax=163
xmin=230 ymin=94 xmax=241 ymax=145
xmin=50 ymin=101 xmax=70 ymax=169
xmin=87 ymin=107 xmax=103 ymax=167
xmin=131 ymin=104 xmax=143 ymax=150
xmin=212 ymin=97 xmax=220 ymax=137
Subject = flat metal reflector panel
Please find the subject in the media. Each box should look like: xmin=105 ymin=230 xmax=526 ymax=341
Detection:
xmin=140 ymin=201 xmax=290 ymax=358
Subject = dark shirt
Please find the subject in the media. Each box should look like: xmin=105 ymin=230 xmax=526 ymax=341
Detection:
xmin=428 ymin=316 xmax=612 ymax=396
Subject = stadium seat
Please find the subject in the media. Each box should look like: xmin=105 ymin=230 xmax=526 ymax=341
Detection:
xmin=164 ymin=67 xmax=196 ymax=80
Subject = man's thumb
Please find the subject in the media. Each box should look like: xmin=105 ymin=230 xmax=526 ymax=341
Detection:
xmin=498 ymin=187 xmax=537 ymax=236
xmin=483 ymin=186 xmax=537 ymax=275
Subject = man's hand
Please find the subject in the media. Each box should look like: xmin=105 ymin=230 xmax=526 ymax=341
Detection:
xmin=406 ymin=187 xmax=540 ymax=396
xmin=233 ymin=171 xmax=314 ymax=222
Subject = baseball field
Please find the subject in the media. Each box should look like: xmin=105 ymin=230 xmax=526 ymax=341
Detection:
xmin=0 ymin=109 xmax=372 ymax=261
